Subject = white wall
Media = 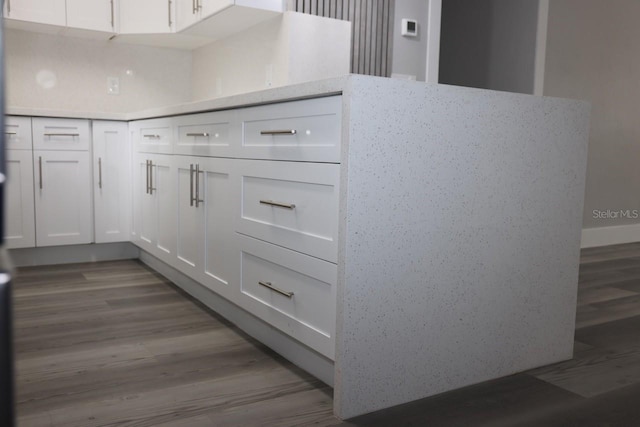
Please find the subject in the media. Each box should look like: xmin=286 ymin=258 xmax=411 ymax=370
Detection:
xmin=391 ymin=0 xmax=429 ymax=81
xmin=544 ymin=0 xmax=640 ymax=232
xmin=439 ymin=0 xmax=539 ymax=94
xmin=391 ymin=0 xmax=441 ymax=82
xmin=191 ymin=12 xmax=351 ymax=101
xmin=5 ymin=30 xmax=193 ymax=113
xmin=5 ymin=12 xmax=350 ymax=111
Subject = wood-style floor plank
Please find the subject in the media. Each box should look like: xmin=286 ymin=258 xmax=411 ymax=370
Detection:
xmin=13 ymin=245 xmax=640 ymax=426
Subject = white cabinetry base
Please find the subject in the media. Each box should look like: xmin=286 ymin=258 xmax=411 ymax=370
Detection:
xmin=9 ymin=243 xmax=140 ymax=267
xmin=138 ymin=249 xmax=335 ymax=387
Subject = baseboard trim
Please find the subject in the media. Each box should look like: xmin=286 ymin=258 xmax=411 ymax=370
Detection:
xmin=581 ymin=224 xmax=640 ymax=248
xmin=138 ymin=250 xmax=335 ymax=387
xmin=9 ymin=242 xmax=140 ymax=267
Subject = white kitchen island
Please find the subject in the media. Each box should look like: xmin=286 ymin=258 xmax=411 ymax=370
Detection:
xmin=7 ymin=75 xmax=590 ymax=419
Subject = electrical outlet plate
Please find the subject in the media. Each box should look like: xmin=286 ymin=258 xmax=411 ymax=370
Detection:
xmin=107 ymin=77 xmax=120 ymax=95
xmin=265 ymin=64 xmax=273 ymax=88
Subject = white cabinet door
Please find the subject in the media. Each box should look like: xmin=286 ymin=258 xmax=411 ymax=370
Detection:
xmin=4 ymin=150 xmax=36 ymax=249
xmin=133 ymin=153 xmax=154 ymax=252
xmin=93 ymin=121 xmax=131 ymax=243
xmin=119 ymin=0 xmax=175 ymax=34
xmin=199 ymin=156 xmax=236 ymax=300
xmin=199 ymin=0 xmax=233 ymax=20
xmin=134 ymin=153 xmax=176 ymax=263
xmin=4 ymin=116 xmax=32 ymax=151
xmin=3 ymin=0 xmax=66 ymax=26
xmin=66 ymin=0 xmax=117 ymax=33
xmin=174 ymin=156 xmax=203 ymax=275
xmin=174 ymin=156 xmax=235 ymax=300
xmin=175 ymin=0 xmax=201 ymax=31
xmin=34 ymin=150 xmax=93 ymax=247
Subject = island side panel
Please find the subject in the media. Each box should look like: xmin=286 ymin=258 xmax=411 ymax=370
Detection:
xmin=333 ymin=77 xmax=590 ymax=419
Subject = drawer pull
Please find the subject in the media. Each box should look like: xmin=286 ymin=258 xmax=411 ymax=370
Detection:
xmin=186 ymin=132 xmax=209 ymax=137
xmin=4 ymin=132 xmax=16 ymax=135
xmin=259 ymin=200 xmax=296 ymax=210
xmin=189 ymin=164 xmax=195 ymax=206
xmin=98 ymin=157 xmax=102 ymax=189
xmin=44 ymin=133 xmax=79 ymax=137
xmin=38 ymin=156 xmax=43 ymax=190
xmin=258 ymin=281 xmax=294 ymax=298
xmin=260 ymin=129 xmax=297 ymax=136
xmin=143 ymin=134 xmax=161 ymax=139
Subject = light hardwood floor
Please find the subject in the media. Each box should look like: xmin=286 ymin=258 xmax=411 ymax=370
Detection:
xmin=13 ymin=243 xmax=640 ymax=426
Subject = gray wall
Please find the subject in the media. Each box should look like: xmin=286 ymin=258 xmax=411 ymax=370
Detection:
xmin=391 ymin=0 xmax=429 ymax=81
xmin=439 ymin=0 xmax=539 ymax=94
xmin=544 ymin=0 xmax=640 ymax=228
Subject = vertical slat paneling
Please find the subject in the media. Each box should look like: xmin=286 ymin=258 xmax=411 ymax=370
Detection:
xmin=358 ymin=0 xmax=367 ymax=73
xmin=381 ymin=0 xmax=389 ymax=76
xmin=364 ymin=1 xmax=372 ymax=75
xmin=292 ymin=0 xmax=394 ymax=76
xmin=352 ymin=0 xmax=361 ymax=73
xmin=376 ymin=0 xmax=384 ymax=76
xmin=385 ymin=0 xmax=394 ymax=77
xmin=370 ymin=1 xmax=378 ymax=76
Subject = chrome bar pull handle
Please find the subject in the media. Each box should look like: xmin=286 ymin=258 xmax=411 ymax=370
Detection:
xmin=149 ymin=160 xmax=155 ymax=194
xmin=143 ymin=134 xmax=161 ymax=139
xmin=145 ymin=160 xmax=150 ymax=194
xmin=98 ymin=158 xmax=103 ymax=189
xmin=192 ymin=0 xmax=196 ymax=13
xmin=189 ymin=164 xmax=195 ymax=207
xmin=260 ymin=130 xmax=297 ymax=136
xmin=4 ymin=132 xmax=16 ymax=135
xmin=195 ymin=164 xmax=204 ymax=207
xmin=259 ymin=200 xmax=296 ymax=210
xmin=197 ymin=0 xmax=202 ymax=10
xmin=186 ymin=132 xmax=209 ymax=137
xmin=7 ymin=0 xmax=10 ymax=15
xmin=110 ymin=0 xmax=115 ymax=28
xmin=258 ymin=281 xmax=294 ymax=298
xmin=44 ymin=133 xmax=80 ymax=137
xmin=168 ymin=0 xmax=172 ymax=27
xmin=38 ymin=156 xmax=43 ymax=190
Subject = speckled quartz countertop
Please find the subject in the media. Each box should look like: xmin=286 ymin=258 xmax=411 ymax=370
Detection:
xmin=7 ymin=76 xmax=350 ymax=121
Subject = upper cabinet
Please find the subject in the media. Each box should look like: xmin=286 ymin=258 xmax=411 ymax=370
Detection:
xmin=176 ymin=0 xmax=231 ymax=32
xmin=4 ymin=0 xmax=117 ymax=35
xmin=3 ymin=0 xmax=66 ymax=26
xmin=66 ymin=0 xmax=117 ymax=33
xmin=3 ymin=0 xmax=283 ymax=47
xmin=179 ymin=0 xmax=284 ymax=39
xmin=119 ymin=0 xmax=176 ymax=34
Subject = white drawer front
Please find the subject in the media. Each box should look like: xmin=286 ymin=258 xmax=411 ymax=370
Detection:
xmin=5 ymin=116 xmax=32 ymax=150
xmin=238 ymin=234 xmax=336 ymax=359
xmin=173 ymin=111 xmax=236 ymax=156
xmin=132 ymin=118 xmax=173 ymax=154
xmin=241 ymin=96 xmax=341 ymax=162
xmin=236 ymin=160 xmax=339 ymax=263
xmin=32 ymin=118 xmax=90 ymax=151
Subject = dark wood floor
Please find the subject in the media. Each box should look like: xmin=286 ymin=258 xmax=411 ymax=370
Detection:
xmin=13 ymin=242 xmax=640 ymax=426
